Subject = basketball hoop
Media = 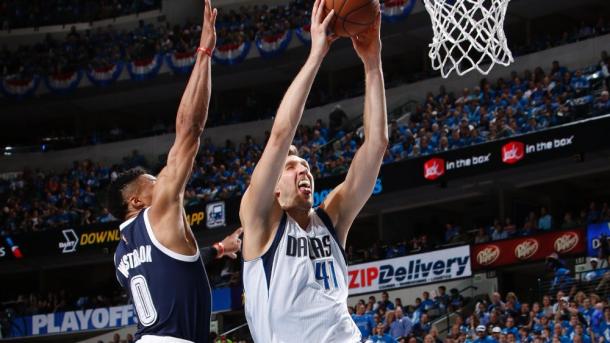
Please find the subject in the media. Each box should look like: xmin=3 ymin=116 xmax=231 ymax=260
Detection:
xmin=423 ymin=0 xmax=514 ymax=78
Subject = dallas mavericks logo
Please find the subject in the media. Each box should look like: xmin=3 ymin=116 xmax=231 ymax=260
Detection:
xmin=206 ymin=202 xmax=225 ymax=228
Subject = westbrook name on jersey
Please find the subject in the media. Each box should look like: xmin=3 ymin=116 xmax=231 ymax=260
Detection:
xmin=243 ymin=208 xmax=361 ymax=343
xmin=114 ymin=208 xmax=211 ymax=343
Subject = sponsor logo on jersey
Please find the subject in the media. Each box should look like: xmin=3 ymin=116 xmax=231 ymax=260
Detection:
xmin=117 ymin=245 xmax=152 ymax=278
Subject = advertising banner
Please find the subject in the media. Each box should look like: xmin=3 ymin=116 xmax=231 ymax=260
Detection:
xmin=8 ymin=287 xmax=243 ymax=338
xmin=471 ymin=228 xmax=586 ymax=270
xmin=586 ymin=221 xmax=610 ymax=257
xmin=3 ymin=199 xmax=237 ymax=260
xmin=316 ymin=114 xmax=610 ymax=194
xmin=347 ymin=245 xmax=471 ymax=296
xmin=9 ymin=305 xmax=137 ymax=337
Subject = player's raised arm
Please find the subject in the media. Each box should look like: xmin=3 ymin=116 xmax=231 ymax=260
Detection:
xmin=322 ymin=12 xmax=388 ymax=247
xmin=240 ymin=0 xmax=336 ymax=256
xmin=151 ymin=0 xmax=217 ymax=216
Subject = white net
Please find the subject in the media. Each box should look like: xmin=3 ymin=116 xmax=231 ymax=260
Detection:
xmin=423 ymin=0 xmax=514 ymax=78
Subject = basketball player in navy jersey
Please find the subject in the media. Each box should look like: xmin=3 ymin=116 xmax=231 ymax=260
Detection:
xmin=240 ymin=0 xmax=387 ymax=341
xmin=108 ymin=1 xmax=217 ymax=342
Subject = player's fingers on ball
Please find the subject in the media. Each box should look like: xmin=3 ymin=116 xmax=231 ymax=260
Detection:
xmin=316 ymin=0 xmax=326 ymax=23
xmin=322 ymin=9 xmax=334 ymax=28
xmin=312 ymin=0 xmax=320 ymax=20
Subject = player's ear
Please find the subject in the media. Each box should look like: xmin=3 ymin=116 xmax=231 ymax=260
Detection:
xmin=129 ymin=195 xmax=144 ymax=210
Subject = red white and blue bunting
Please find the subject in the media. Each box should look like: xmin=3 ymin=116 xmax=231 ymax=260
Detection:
xmin=126 ymin=54 xmax=163 ymax=81
xmin=212 ymin=41 xmax=251 ymax=65
xmin=165 ymin=51 xmax=198 ymax=75
xmin=0 ymin=75 xmax=40 ymax=100
xmin=255 ymin=30 xmax=292 ymax=59
xmin=86 ymin=62 xmax=124 ymax=87
xmin=381 ymin=0 xmax=417 ymax=23
xmin=44 ymin=70 xmax=83 ymax=95
xmin=295 ymin=24 xmax=311 ymax=45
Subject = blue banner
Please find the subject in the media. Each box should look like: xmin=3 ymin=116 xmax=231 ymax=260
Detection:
xmin=165 ymin=51 xmax=197 ymax=75
xmin=126 ymin=54 xmax=163 ymax=81
xmin=587 ymin=221 xmax=610 ymax=256
xmin=86 ymin=62 xmax=124 ymax=87
xmin=255 ymin=30 xmax=292 ymax=59
xmin=381 ymin=0 xmax=417 ymax=23
xmin=44 ymin=70 xmax=83 ymax=95
xmin=212 ymin=41 xmax=251 ymax=65
xmin=0 ymin=75 xmax=40 ymax=100
xmin=8 ymin=286 xmax=243 ymax=337
xmin=9 ymin=305 xmax=137 ymax=337
xmin=295 ymin=25 xmax=311 ymax=45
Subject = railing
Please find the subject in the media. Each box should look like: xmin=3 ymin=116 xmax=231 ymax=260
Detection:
xmin=433 ymin=285 xmax=479 ymax=338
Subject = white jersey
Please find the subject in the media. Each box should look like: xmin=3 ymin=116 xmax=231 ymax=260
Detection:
xmin=243 ymin=208 xmax=361 ymax=343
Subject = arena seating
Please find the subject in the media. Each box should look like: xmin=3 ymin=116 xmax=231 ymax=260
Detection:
xmin=2 ymin=55 xmax=610 ymax=235
xmin=0 ymin=0 xmax=162 ymax=30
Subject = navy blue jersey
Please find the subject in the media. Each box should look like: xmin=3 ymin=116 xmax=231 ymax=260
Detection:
xmin=114 ymin=208 xmax=211 ymax=342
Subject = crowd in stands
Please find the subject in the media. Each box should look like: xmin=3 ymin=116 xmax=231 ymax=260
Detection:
xmin=0 ymin=0 xmax=607 ymax=100
xmin=3 ymin=54 xmax=610 ymax=235
xmin=350 ymin=287 xmax=466 ymax=343
xmin=348 ymin=272 xmax=610 ymax=343
xmin=0 ymin=0 xmax=161 ymax=30
xmin=0 ymin=0 xmax=313 ymax=79
xmin=347 ymin=200 xmax=610 ymax=266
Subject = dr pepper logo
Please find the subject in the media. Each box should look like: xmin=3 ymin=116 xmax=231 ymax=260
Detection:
xmin=554 ymin=232 xmax=579 ymax=253
xmin=502 ymin=141 xmax=525 ymax=164
xmin=423 ymin=158 xmax=445 ymax=181
xmin=476 ymin=245 xmax=500 ymax=266
xmin=515 ymin=239 xmax=539 ymax=260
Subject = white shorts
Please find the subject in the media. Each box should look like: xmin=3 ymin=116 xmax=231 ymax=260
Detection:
xmin=137 ymin=335 xmax=194 ymax=343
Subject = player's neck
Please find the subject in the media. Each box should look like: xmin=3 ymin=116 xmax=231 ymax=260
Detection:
xmin=125 ymin=207 xmax=142 ymax=221
xmin=285 ymin=208 xmax=311 ymax=230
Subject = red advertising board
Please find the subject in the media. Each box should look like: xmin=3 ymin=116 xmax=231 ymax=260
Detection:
xmin=471 ymin=228 xmax=586 ymax=270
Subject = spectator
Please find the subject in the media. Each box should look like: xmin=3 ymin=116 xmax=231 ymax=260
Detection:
xmin=583 ymin=258 xmax=605 ymax=282
xmin=473 ymin=325 xmax=496 ymax=342
xmin=352 ymin=303 xmax=376 ymax=340
xmin=491 ymin=223 xmax=508 ymax=241
xmin=389 ymin=307 xmax=413 ymax=339
xmin=365 ymin=323 xmax=396 ymax=343
xmin=380 ymin=291 xmax=395 ymax=311
xmin=538 ymin=207 xmax=552 ymax=230
xmin=474 ymin=227 xmax=491 ymax=243
xmin=412 ymin=313 xmax=432 ymax=337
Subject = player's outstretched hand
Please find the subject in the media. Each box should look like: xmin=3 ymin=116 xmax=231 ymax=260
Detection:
xmin=351 ymin=10 xmax=382 ymax=67
xmin=220 ymin=227 xmax=243 ymax=259
xmin=310 ymin=0 xmax=338 ymax=60
xmin=200 ymin=0 xmax=218 ymax=51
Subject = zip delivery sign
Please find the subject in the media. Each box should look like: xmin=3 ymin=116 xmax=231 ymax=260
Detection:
xmin=347 ymin=245 xmax=472 ymax=295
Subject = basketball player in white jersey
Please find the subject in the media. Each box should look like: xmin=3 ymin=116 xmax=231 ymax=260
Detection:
xmin=240 ymin=0 xmax=387 ymax=341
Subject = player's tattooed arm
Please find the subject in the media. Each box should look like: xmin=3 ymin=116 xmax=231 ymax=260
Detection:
xmin=239 ymin=0 xmax=336 ymax=257
xmin=321 ymin=12 xmax=387 ymax=247
xmin=153 ymin=0 xmax=217 ymax=213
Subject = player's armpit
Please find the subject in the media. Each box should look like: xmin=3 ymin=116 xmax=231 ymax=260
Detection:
xmin=321 ymin=141 xmax=386 ymax=247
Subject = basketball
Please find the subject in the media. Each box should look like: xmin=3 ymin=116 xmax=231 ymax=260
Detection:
xmin=324 ymin=0 xmax=380 ymax=37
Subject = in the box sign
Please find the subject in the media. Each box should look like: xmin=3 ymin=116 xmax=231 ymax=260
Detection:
xmin=526 ymin=135 xmax=574 ymax=153
xmin=446 ymin=154 xmax=491 ymax=171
